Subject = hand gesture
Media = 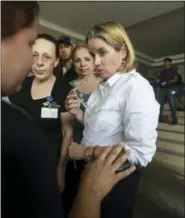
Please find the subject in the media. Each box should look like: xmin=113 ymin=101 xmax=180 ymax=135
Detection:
xmin=79 ymin=146 xmax=136 ymax=201
xmin=65 ymin=89 xmax=82 ymax=116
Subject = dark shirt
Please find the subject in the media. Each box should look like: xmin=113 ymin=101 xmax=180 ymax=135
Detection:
xmin=177 ymin=73 xmax=183 ymax=84
xmin=160 ymin=67 xmax=177 ymax=88
xmin=9 ymin=76 xmax=71 ymax=159
xmin=2 ymin=100 xmax=63 ymax=218
xmin=54 ymin=62 xmax=77 ymax=83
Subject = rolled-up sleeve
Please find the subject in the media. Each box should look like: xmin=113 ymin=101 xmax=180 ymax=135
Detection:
xmin=121 ymin=81 xmax=160 ymax=167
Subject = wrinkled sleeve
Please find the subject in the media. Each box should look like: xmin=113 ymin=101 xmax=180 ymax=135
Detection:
xmin=121 ymin=82 xmax=160 ymax=167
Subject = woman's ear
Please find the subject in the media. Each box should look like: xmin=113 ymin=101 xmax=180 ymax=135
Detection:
xmin=54 ymin=58 xmax=59 ymax=68
xmin=120 ymin=44 xmax=127 ymax=60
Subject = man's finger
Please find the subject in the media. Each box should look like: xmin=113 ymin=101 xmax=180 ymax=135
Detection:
xmin=112 ymin=152 xmax=129 ymax=171
xmin=105 ymin=146 xmax=124 ymax=165
xmin=115 ymin=165 xmax=136 ymax=182
xmin=112 ymin=146 xmax=126 ymax=165
xmin=98 ymin=146 xmax=113 ymax=161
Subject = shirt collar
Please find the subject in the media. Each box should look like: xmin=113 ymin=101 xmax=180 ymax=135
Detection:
xmin=100 ymin=69 xmax=136 ymax=88
xmin=100 ymin=73 xmax=122 ymax=89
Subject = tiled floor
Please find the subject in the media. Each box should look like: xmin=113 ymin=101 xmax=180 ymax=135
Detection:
xmin=134 ymin=160 xmax=184 ymax=218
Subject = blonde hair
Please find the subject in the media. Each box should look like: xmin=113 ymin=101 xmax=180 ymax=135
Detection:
xmin=86 ymin=21 xmax=135 ymax=72
xmin=72 ymin=43 xmax=93 ymax=61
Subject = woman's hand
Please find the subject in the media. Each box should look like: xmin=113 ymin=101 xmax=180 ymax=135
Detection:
xmin=65 ymin=89 xmax=82 ymax=117
xmin=68 ymin=141 xmax=86 ymax=160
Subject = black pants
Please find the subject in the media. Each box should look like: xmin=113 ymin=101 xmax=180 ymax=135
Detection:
xmin=62 ymin=160 xmax=85 ymax=218
xmin=63 ymin=160 xmax=140 ymax=218
xmin=101 ymin=169 xmax=140 ymax=218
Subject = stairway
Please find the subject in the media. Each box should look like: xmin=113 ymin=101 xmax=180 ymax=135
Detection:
xmin=134 ymin=105 xmax=184 ymax=218
xmin=155 ymin=105 xmax=184 ymax=176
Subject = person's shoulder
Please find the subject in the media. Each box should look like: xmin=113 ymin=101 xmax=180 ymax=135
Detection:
xmin=53 ymin=76 xmax=72 ymax=109
xmin=64 ymin=65 xmax=77 ymax=81
xmin=54 ymin=75 xmax=72 ymax=93
xmin=121 ymin=72 xmax=158 ymax=106
xmin=121 ymin=70 xmax=153 ymax=95
xmin=23 ymin=76 xmax=34 ymax=87
xmin=120 ymin=70 xmax=149 ymax=85
xmin=68 ymin=65 xmax=76 ymax=73
xmin=2 ymin=100 xmax=35 ymax=131
xmin=9 ymin=77 xmax=33 ymax=103
xmin=134 ymin=71 xmax=153 ymax=87
xmin=171 ymin=67 xmax=178 ymax=73
xmin=2 ymin=100 xmax=47 ymax=153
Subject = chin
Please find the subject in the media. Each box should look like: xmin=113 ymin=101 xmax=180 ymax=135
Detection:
xmin=80 ymin=72 xmax=89 ymax=77
xmin=35 ymin=75 xmax=47 ymax=81
xmin=61 ymin=56 xmax=70 ymax=61
xmin=96 ymin=72 xmax=109 ymax=80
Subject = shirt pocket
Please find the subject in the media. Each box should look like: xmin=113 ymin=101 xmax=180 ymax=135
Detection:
xmin=85 ymin=98 xmax=121 ymax=132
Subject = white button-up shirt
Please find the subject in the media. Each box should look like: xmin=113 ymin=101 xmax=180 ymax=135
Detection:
xmin=81 ymin=69 xmax=160 ymax=167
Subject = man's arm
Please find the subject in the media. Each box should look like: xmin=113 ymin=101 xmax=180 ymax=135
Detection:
xmin=70 ymin=188 xmax=101 ymax=218
xmin=168 ymin=75 xmax=178 ymax=84
xmin=69 ymin=146 xmax=136 ymax=218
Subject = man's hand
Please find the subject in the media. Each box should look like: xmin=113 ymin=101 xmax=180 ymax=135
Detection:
xmin=69 ymin=146 xmax=136 ymax=218
xmin=79 ymin=146 xmax=136 ymax=201
xmin=161 ymin=81 xmax=167 ymax=87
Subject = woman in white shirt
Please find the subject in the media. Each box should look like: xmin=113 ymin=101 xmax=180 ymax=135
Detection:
xmin=65 ymin=21 xmax=160 ymax=218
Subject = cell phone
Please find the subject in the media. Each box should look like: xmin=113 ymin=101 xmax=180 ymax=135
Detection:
xmin=115 ymin=160 xmax=133 ymax=173
xmin=73 ymin=89 xmax=82 ymax=99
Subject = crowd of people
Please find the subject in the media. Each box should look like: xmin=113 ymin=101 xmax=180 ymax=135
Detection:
xmin=2 ymin=2 xmax=161 ymax=218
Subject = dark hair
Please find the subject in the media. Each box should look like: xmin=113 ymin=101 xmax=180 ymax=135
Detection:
xmin=36 ymin=34 xmax=59 ymax=58
xmin=163 ymin=57 xmax=172 ymax=62
xmin=1 ymin=1 xmax=39 ymax=40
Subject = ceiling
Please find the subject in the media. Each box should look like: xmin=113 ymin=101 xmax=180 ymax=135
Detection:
xmin=127 ymin=7 xmax=184 ymax=58
xmin=38 ymin=1 xmax=184 ymax=59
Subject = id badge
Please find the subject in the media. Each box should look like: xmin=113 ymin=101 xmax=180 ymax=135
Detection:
xmin=41 ymin=107 xmax=58 ymax=118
